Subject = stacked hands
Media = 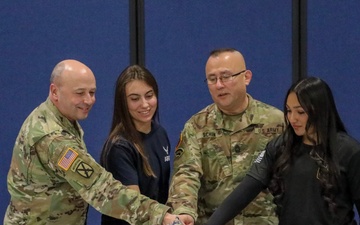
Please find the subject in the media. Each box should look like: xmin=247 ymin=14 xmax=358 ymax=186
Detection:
xmin=163 ymin=213 xmax=194 ymax=225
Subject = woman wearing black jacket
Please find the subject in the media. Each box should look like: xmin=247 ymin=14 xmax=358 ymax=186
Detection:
xmin=206 ymin=77 xmax=360 ymax=225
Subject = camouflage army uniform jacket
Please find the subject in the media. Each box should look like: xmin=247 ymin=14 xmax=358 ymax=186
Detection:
xmin=4 ymin=98 xmax=169 ymax=225
xmin=167 ymin=95 xmax=284 ymax=225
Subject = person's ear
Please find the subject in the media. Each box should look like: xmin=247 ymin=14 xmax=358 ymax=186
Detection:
xmin=244 ymin=70 xmax=252 ymax=85
xmin=50 ymin=83 xmax=59 ymax=100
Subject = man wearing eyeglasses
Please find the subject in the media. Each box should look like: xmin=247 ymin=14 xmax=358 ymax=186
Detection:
xmin=167 ymin=48 xmax=285 ymax=225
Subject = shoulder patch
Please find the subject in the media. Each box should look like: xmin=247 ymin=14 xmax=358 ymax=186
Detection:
xmin=254 ymin=150 xmax=266 ymax=163
xmin=175 ymin=148 xmax=184 ymax=158
xmin=74 ymin=160 xmax=94 ymax=178
xmin=58 ymin=148 xmax=78 ymax=171
xmin=175 ymin=133 xmax=183 ymax=150
xmin=175 ymin=133 xmax=185 ymax=158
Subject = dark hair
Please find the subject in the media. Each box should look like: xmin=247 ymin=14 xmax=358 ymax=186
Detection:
xmin=269 ymin=77 xmax=346 ymax=215
xmin=100 ymin=65 xmax=159 ymax=177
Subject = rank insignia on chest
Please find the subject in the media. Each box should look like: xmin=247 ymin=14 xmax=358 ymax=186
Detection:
xmin=202 ymin=132 xmax=216 ymax=138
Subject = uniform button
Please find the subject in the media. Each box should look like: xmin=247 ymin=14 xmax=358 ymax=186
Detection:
xmin=234 ymin=145 xmax=241 ymax=153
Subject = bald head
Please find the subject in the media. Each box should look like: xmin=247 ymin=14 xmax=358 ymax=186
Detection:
xmin=49 ymin=59 xmax=96 ymax=122
xmin=207 ymin=48 xmax=246 ymax=71
xmin=50 ymin=59 xmax=93 ymax=86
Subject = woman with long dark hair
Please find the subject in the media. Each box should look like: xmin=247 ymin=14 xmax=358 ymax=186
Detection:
xmin=206 ymin=77 xmax=360 ymax=225
xmin=100 ymin=65 xmax=171 ymax=225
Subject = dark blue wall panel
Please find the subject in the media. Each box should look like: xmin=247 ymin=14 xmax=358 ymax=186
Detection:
xmin=0 ymin=1 xmax=129 ymax=224
xmin=2 ymin=1 xmax=358 ymax=224
xmin=144 ymin=1 xmax=292 ymax=153
xmin=308 ymin=1 xmax=360 ymax=221
xmin=308 ymin=1 xmax=360 ymax=140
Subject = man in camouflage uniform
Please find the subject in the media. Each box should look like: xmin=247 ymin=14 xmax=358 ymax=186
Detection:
xmin=3 ymin=60 xmax=191 ymax=225
xmin=167 ymin=48 xmax=285 ymax=225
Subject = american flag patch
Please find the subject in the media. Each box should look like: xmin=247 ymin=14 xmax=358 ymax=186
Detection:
xmin=58 ymin=148 xmax=78 ymax=171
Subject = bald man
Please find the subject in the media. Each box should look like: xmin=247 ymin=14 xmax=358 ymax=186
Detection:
xmin=3 ymin=60 xmax=190 ymax=225
xmin=167 ymin=48 xmax=285 ymax=225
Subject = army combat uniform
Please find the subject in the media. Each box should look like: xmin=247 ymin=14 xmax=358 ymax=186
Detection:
xmin=4 ymin=98 xmax=169 ymax=225
xmin=167 ymin=95 xmax=285 ymax=225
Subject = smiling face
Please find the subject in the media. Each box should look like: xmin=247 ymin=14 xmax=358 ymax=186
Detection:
xmin=50 ymin=60 xmax=96 ymax=122
xmin=205 ymin=50 xmax=252 ymax=115
xmin=126 ymin=80 xmax=157 ymax=133
xmin=286 ymin=92 xmax=315 ymax=144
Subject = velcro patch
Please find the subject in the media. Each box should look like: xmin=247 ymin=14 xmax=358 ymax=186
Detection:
xmin=175 ymin=148 xmax=184 ymax=158
xmin=58 ymin=148 xmax=78 ymax=171
xmin=175 ymin=133 xmax=183 ymax=150
xmin=75 ymin=160 xmax=94 ymax=178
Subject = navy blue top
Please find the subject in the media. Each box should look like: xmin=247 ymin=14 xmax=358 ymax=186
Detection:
xmin=101 ymin=122 xmax=171 ymax=225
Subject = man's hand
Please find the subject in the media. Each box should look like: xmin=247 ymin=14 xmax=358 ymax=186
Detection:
xmin=162 ymin=213 xmax=194 ymax=225
xmin=163 ymin=213 xmax=179 ymax=225
xmin=178 ymin=214 xmax=194 ymax=225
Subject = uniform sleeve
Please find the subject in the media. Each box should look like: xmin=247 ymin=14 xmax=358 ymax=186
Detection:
xmin=167 ymin=122 xmax=202 ymax=220
xmin=106 ymin=141 xmax=139 ymax=186
xmin=39 ymin=132 xmax=170 ymax=225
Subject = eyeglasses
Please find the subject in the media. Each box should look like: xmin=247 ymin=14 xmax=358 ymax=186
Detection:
xmin=204 ymin=70 xmax=246 ymax=84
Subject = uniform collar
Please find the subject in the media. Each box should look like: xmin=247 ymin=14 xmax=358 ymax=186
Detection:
xmin=213 ymin=94 xmax=258 ymax=132
xmin=45 ymin=98 xmax=84 ymax=137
